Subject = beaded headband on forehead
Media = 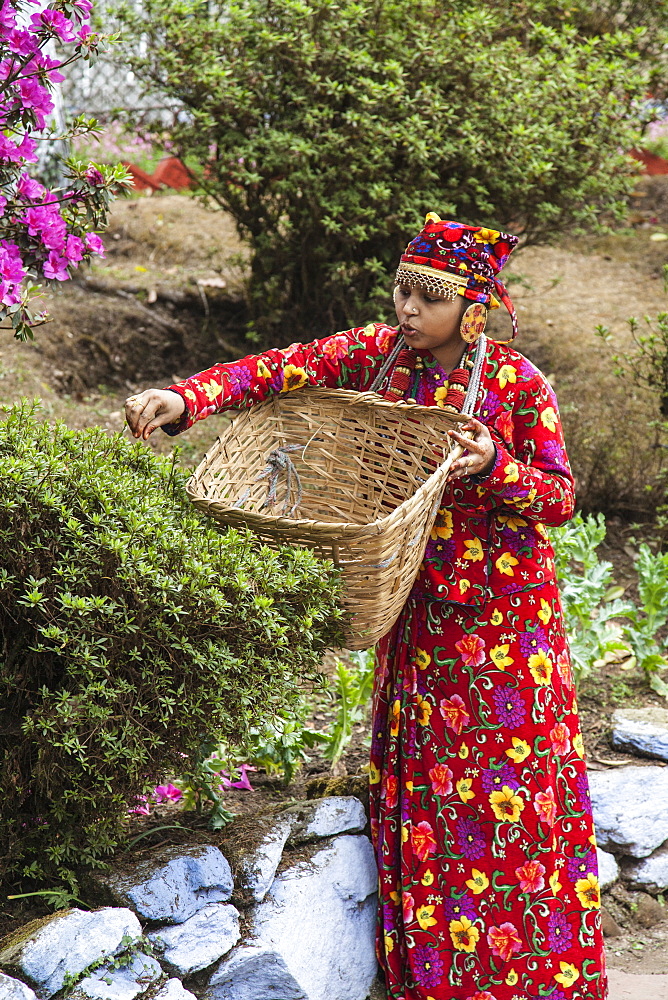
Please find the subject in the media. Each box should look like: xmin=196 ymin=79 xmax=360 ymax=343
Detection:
xmin=395 ymin=213 xmax=520 ymax=339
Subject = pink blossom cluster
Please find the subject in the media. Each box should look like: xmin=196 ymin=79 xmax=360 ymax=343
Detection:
xmin=0 ymin=0 xmax=131 ymax=338
xmin=129 ymin=767 xmax=257 ymax=817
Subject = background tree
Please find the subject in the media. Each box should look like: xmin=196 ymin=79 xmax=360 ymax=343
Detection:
xmin=113 ymin=0 xmax=665 ymax=342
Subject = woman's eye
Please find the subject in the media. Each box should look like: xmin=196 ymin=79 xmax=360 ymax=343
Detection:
xmin=423 ymin=294 xmax=438 ymax=304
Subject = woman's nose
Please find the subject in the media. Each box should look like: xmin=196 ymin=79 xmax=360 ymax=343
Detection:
xmin=402 ymin=295 xmax=418 ymax=315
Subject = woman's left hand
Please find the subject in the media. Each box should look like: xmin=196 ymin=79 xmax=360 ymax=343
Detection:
xmin=447 ymin=417 xmax=496 ymax=480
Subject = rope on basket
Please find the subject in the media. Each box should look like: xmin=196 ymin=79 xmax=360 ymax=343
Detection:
xmin=232 ymin=444 xmax=304 ymax=517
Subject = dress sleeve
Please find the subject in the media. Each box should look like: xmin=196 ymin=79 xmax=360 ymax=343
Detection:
xmin=161 ymin=323 xmax=398 ymax=435
xmin=446 ymin=373 xmax=575 ymax=528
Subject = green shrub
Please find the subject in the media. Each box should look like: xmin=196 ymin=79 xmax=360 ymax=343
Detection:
xmin=0 ymin=402 xmax=344 ymax=888
xmin=112 ymin=0 xmax=662 ymax=342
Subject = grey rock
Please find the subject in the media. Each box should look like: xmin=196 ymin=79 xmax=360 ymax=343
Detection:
xmin=0 ymin=908 xmax=141 ymax=998
xmin=207 ymin=834 xmax=378 ymax=1000
xmin=611 ymin=707 xmax=668 ymax=761
xmin=149 ymin=903 xmax=240 ymax=975
xmin=205 ymin=947 xmax=306 ymax=1000
xmin=89 ymin=845 xmax=233 ymax=924
xmin=596 ymin=847 xmax=619 ymax=889
xmin=234 ymin=817 xmax=292 ymax=903
xmin=625 ymin=841 xmax=668 ymax=891
xmin=588 ymin=765 xmax=668 ymax=857
xmin=283 ymin=797 xmax=367 ymax=845
xmin=69 ymin=953 xmax=162 ymax=1000
xmin=154 ymin=980 xmax=197 ymax=1000
xmin=0 ymin=973 xmax=38 ymax=1000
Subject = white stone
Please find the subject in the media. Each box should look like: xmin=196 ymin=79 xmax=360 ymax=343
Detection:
xmin=206 ymin=948 xmax=306 ymax=1000
xmin=588 ymin=765 xmax=668 ymax=857
xmin=91 ymin=845 xmax=233 ymax=923
xmin=207 ymin=834 xmax=378 ymax=1000
xmin=235 ymin=817 xmax=292 ymax=903
xmin=154 ymin=980 xmax=197 ymax=1000
xmin=284 ymin=797 xmax=367 ymax=845
xmin=611 ymin=708 xmax=668 ymax=761
xmin=596 ymin=847 xmax=619 ymax=889
xmin=148 ymin=903 xmax=241 ymax=975
xmin=0 ymin=972 xmax=38 ymax=1000
xmin=69 ymin=953 xmax=162 ymax=1000
xmin=0 ymin=908 xmax=141 ymax=998
xmin=625 ymin=842 xmax=668 ymax=891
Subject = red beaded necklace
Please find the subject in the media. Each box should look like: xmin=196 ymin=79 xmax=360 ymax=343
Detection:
xmin=380 ymin=340 xmax=476 ymax=412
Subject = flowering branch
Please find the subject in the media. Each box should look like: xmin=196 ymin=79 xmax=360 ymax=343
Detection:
xmin=0 ymin=0 xmax=132 ymax=339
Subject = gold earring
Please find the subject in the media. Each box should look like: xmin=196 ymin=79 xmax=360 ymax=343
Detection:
xmin=459 ymin=302 xmax=487 ymax=344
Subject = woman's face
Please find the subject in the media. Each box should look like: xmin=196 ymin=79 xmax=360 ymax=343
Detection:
xmin=393 ymin=284 xmax=464 ymax=354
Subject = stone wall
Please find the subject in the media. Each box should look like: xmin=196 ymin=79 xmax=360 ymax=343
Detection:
xmin=0 ymin=797 xmax=378 ymax=1000
xmin=6 ymin=715 xmax=668 ymax=1000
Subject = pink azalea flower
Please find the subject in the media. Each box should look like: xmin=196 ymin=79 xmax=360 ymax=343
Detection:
xmin=43 ymin=251 xmax=69 ymax=281
xmin=129 ymin=795 xmax=151 ymax=816
xmin=153 ymin=783 xmax=183 ymax=803
xmin=0 ymin=134 xmax=21 ymax=163
xmin=65 ymin=234 xmax=85 ymax=264
xmin=17 ymin=173 xmax=45 ymax=200
xmin=84 ymin=231 xmax=106 ymax=257
xmin=0 ymin=1 xmax=16 ymax=31
xmin=85 ymin=165 xmax=105 ymax=186
xmin=30 ymin=9 xmax=77 ymax=43
xmin=218 ymin=763 xmax=256 ymax=791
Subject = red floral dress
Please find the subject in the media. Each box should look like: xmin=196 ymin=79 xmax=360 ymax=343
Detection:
xmin=164 ymin=323 xmax=607 ymax=1000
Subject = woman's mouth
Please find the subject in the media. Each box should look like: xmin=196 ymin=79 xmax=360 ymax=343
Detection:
xmin=402 ymin=323 xmax=419 ymax=336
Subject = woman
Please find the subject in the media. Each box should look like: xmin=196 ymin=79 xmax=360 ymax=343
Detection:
xmin=126 ymin=215 xmax=607 ymax=1000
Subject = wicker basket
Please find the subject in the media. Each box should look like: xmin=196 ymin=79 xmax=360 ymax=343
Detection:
xmin=186 ymin=388 xmax=467 ymax=649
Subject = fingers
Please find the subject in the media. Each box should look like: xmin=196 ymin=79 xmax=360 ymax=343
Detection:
xmin=447 ymin=418 xmax=496 ymax=480
xmin=124 ymin=390 xmax=169 ymax=439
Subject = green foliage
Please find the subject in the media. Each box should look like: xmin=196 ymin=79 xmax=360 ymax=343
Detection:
xmin=551 ymin=513 xmax=634 ymax=685
xmin=111 ymin=0 xmax=660 ymax=341
xmin=552 ymin=513 xmax=668 ymax=694
xmin=0 ymin=402 xmax=345 ymax=887
xmin=322 ymin=651 xmax=374 ymax=766
xmin=624 ymin=545 xmax=668 ymax=696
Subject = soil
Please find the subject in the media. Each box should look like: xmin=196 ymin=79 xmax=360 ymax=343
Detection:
xmin=4 ymin=182 xmax=668 ymax=995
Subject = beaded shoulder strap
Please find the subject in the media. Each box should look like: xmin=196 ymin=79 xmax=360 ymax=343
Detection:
xmin=462 ymin=334 xmax=487 ymax=416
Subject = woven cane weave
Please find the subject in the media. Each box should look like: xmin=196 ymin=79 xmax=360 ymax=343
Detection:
xmin=186 ymin=388 xmax=468 ymax=649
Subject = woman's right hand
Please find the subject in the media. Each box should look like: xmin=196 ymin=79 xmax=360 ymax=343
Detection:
xmin=125 ymin=389 xmax=186 ymax=440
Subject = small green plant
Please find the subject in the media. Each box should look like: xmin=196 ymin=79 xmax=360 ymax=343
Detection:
xmin=244 ymin=711 xmax=331 ymax=786
xmin=552 ymin=513 xmax=668 ymax=695
xmin=322 ymin=651 xmax=375 ymax=766
xmin=551 ymin=513 xmax=634 ymax=685
xmin=623 ymin=545 xmax=668 ymax=696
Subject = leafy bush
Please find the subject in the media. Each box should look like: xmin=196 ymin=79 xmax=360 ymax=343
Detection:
xmin=0 ymin=403 xmax=344 ymax=888
xmin=112 ymin=0 xmax=661 ymax=341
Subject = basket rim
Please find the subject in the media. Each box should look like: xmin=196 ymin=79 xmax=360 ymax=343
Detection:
xmin=186 ymin=386 xmax=466 ymax=536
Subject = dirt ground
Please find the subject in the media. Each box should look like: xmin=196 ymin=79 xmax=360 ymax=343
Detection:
xmin=5 ymin=183 xmax=668 ymax=995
